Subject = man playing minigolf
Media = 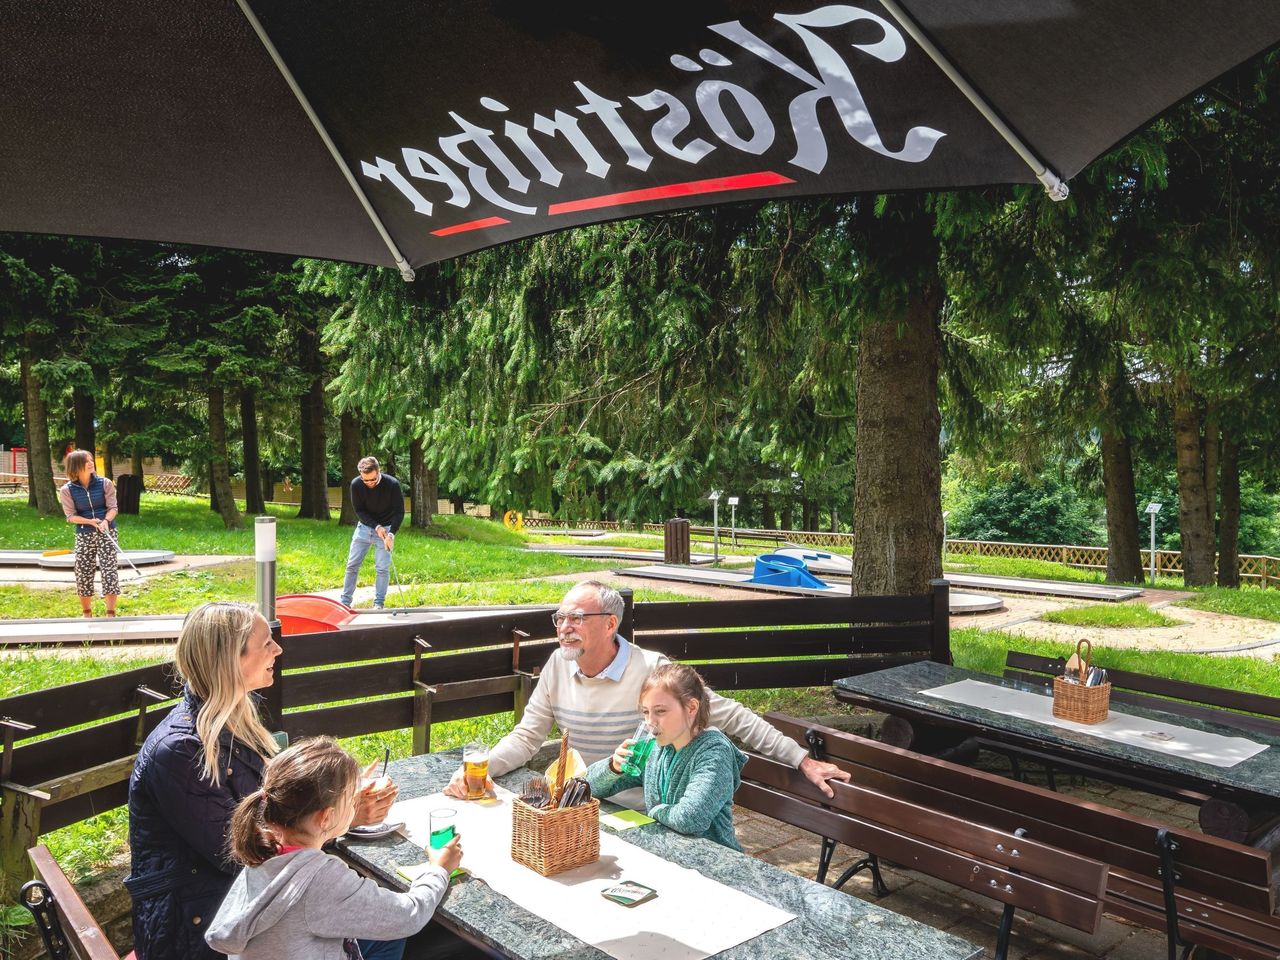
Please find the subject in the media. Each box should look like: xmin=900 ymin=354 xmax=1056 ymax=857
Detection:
xmin=338 ymin=456 xmax=405 ymax=610
xmin=444 ymin=579 xmax=851 ymax=800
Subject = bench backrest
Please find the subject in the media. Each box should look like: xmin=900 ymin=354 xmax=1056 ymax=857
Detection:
xmin=1004 ymin=650 xmax=1280 ymax=739
xmin=764 ymin=713 xmax=1275 ymax=911
xmin=23 ymin=845 xmax=121 ymax=960
xmin=737 ymin=753 xmax=1107 ymax=933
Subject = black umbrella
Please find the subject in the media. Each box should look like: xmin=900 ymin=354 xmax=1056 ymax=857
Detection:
xmin=2 ymin=1 xmax=1277 ymax=278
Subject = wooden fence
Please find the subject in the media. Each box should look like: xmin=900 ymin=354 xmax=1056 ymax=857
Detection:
xmin=944 ymin=539 xmax=1280 ymax=588
xmin=0 ymin=584 xmax=950 ymax=901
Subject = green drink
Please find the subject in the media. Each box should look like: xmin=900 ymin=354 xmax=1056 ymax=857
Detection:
xmin=621 ymin=722 xmax=656 ymax=777
xmin=429 ymin=808 xmax=456 ymax=849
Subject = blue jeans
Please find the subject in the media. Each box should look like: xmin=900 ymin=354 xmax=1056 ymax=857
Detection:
xmin=358 ymin=938 xmax=406 ymax=960
xmin=340 ymin=523 xmax=391 ymax=607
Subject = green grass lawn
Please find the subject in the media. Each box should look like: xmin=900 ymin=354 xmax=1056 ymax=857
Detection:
xmin=1039 ymin=603 xmax=1182 ymax=629
xmin=952 ymin=626 xmax=1279 ymax=689
xmin=0 ymin=497 xmax=624 ymax=619
xmin=1176 ymin=586 xmax=1280 ymax=623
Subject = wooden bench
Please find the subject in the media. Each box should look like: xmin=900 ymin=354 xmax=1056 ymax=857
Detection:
xmin=1004 ymin=649 xmax=1280 ymax=840
xmin=21 ymin=845 xmax=133 ymax=960
xmin=735 ymin=753 xmax=1108 ymax=959
xmin=761 ymin=713 xmax=1280 ymax=960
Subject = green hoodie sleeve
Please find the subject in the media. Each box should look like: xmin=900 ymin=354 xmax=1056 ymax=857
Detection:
xmin=586 ymin=756 xmax=642 ymax=798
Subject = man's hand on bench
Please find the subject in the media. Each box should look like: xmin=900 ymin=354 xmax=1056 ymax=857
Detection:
xmin=799 ymin=757 xmax=851 ymax=798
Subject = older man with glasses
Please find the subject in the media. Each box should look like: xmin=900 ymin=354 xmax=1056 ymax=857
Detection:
xmin=444 ymin=579 xmax=850 ymax=801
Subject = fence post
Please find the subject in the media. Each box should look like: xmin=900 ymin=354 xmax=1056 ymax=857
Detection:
xmin=0 ymin=782 xmax=47 ymax=905
xmin=928 ymin=579 xmax=951 ymax=665
xmin=619 ymin=588 xmax=635 ymax=641
xmin=410 ymin=636 xmax=435 ymax=755
xmin=510 ymin=629 xmax=537 ymax=724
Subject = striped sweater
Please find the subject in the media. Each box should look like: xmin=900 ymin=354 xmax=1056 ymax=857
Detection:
xmin=488 ymin=637 xmax=807 ymax=777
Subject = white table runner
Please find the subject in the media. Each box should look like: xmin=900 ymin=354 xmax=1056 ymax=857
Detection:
xmin=390 ymin=789 xmax=795 ymax=960
xmin=920 ymin=679 xmax=1269 ymax=768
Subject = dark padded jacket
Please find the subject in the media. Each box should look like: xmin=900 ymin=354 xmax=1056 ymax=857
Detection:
xmin=126 ymin=690 xmax=267 ymax=960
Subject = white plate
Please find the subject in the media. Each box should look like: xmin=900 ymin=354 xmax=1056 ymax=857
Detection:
xmin=345 ymin=821 xmax=404 ymax=840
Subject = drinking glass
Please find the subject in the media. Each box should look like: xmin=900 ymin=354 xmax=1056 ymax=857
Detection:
xmin=463 ymin=741 xmax=489 ymax=800
xmin=429 ymin=808 xmax=457 ymax=849
xmin=621 ymin=720 xmax=656 ymax=777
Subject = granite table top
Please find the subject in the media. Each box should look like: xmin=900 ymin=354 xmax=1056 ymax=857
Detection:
xmin=336 ymin=749 xmax=983 ymax=960
xmin=835 ymin=660 xmax=1280 ymax=803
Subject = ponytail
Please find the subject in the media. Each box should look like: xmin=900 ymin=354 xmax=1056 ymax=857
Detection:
xmin=229 ymin=788 xmax=277 ymax=867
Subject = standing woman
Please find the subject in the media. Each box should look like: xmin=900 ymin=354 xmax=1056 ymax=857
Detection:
xmin=58 ymin=449 xmax=120 ymax=617
xmin=126 ymin=601 xmax=399 ymax=960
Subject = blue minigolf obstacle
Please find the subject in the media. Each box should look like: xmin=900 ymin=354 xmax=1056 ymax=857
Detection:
xmin=748 ymin=553 xmax=833 ymax=590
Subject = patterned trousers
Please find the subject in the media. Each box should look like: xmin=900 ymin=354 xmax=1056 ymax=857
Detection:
xmin=74 ymin=527 xmax=120 ymax=597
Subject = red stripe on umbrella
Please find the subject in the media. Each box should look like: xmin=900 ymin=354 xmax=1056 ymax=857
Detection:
xmin=548 ymin=171 xmax=795 ymax=216
xmin=431 ymin=216 xmax=511 ymax=237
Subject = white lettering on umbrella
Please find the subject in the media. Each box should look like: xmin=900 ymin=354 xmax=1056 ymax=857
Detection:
xmin=713 ymin=6 xmax=945 ymax=172
xmin=361 ymin=4 xmax=948 ymax=225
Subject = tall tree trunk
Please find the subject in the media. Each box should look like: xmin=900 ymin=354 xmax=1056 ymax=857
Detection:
xmin=780 ymin=501 xmax=793 ymax=530
xmin=132 ymin=445 xmax=144 ymax=483
xmin=208 ymin=386 xmax=244 ymax=530
xmin=297 ymin=376 xmax=330 ymax=519
xmin=209 ymin=460 xmax=220 ymax=512
xmin=1173 ymin=396 xmax=1214 ymax=586
xmin=409 ymin=436 xmax=435 ymax=528
xmin=21 ymin=372 xmax=36 ymax=508
xmin=339 ymin=410 xmax=361 ymax=525
xmin=20 ymin=354 xmax=59 ymax=516
xmin=73 ymin=385 xmax=95 ymax=454
xmin=240 ymin=388 xmax=265 ymax=515
xmin=1217 ymin=435 xmax=1240 ymax=588
xmin=1100 ymin=429 xmax=1144 ymax=583
xmin=261 ymin=464 xmax=275 ymax=503
xmin=102 ymin=438 xmax=114 ymax=482
xmin=761 ymin=493 xmax=775 ymax=530
xmin=851 ymin=197 xmax=943 ymax=597
xmin=831 ymin=507 xmax=839 ymax=533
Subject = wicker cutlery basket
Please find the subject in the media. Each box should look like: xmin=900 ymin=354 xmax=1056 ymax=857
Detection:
xmin=510 ymin=734 xmax=600 ymax=876
xmin=511 ymin=795 xmax=600 ymax=876
xmin=1052 ymin=638 xmax=1110 ymax=724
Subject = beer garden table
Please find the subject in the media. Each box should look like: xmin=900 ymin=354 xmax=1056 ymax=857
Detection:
xmin=833 ymin=660 xmax=1280 ymax=832
xmin=336 ymin=750 xmax=983 ymax=960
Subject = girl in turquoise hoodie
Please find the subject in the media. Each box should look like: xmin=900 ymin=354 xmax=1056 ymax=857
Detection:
xmin=587 ymin=662 xmax=748 ymax=850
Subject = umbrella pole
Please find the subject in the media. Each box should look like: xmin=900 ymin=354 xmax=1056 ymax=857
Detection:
xmin=876 ymin=0 xmax=1070 ymax=201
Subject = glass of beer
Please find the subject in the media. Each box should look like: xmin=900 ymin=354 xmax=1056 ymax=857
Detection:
xmin=463 ymin=741 xmax=489 ymax=800
xmin=621 ymin=720 xmax=656 ymax=777
xmin=429 ymin=808 xmax=457 ymax=849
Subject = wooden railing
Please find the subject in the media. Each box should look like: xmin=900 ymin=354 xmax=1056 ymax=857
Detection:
xmin=0 ymin=584 xmax=951 ymax=901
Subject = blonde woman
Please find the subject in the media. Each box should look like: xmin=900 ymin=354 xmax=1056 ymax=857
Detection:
xmin=57 ymin=449 xmax=119 ymax=617
xmin=126 ymin=602 xmax=399 ymax=960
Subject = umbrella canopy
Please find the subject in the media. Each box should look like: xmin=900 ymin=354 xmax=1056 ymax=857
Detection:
xmin=3 ymin=1 xmax=1278 ymax=278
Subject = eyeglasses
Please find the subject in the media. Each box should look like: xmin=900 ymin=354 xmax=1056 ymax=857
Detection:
xmin=551 ymin=611 xmax=613 ymax=628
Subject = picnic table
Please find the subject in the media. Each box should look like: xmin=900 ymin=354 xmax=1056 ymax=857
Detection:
xmin=833 ymin=660 xmax=1280 ymax=838
xmin=336 ymin=750 xmax=983 ymax=960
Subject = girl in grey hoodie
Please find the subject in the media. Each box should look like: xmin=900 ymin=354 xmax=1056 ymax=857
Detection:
xmin=206 ymin=737 xmax=462 ymax=960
